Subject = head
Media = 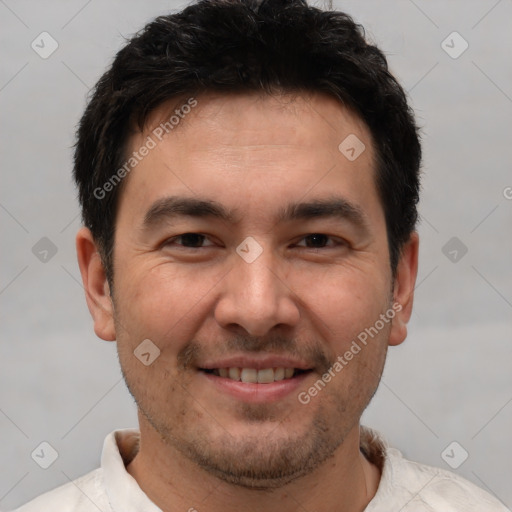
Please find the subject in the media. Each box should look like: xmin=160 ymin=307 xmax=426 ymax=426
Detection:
xmin=75 ymin=0 xmax=420 ymax=489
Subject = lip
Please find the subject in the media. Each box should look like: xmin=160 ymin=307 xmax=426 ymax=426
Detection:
xmin=200 ymin=369 xmax=311 ymax=404
xmin=198 ymin=355 xmax=312 ymax=371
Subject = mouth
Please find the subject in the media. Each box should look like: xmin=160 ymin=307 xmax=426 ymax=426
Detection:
xmin=198 ymin=364 xmax=314 ymax=403
xmin=197 ymin=356 xmax=316 ymax=403
xmin=200 ymin=367 xmax=312 ymax=383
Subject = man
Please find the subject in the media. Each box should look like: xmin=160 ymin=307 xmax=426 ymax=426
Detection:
xmin=12 ymin=0 xmax=509 ymax=510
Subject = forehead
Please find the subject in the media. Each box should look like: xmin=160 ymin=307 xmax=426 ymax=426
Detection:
xmin=146 ymin=91 xmax=373 ymax=154
xmin=117 ymin=91 xmax=382 ymax=228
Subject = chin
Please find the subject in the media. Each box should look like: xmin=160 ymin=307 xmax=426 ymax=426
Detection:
xmin=158 ymin=409 xmax=346 ymax=489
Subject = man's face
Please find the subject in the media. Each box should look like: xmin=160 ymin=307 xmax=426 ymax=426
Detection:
xmin=105 ymin=92 xmax=405 ymax=487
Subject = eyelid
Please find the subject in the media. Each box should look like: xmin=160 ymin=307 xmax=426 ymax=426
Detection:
xmin=164 ymin=233 xmax=216 ymax=248
xmin=162 ymin=233 xmax=348 ymax=249
xmin=294 ymin=234 xmax=347 ymax=248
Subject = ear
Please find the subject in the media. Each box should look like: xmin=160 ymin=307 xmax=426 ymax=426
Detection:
xmin=388 ymin=232 xmax=419 ymax=347
xmin=76 ymin=226 xmax=116 ymax=341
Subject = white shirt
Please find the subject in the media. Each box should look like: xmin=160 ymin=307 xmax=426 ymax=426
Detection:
xmin=11 ymin=427 xmax=510 ymax=512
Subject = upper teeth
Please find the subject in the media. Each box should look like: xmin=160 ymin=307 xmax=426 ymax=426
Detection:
xmin=216 ymin=367 xmax=295 ymax=383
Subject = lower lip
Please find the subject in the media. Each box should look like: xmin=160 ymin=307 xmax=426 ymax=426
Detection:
xmin=200 ymin=371 xmax=311 ymax=404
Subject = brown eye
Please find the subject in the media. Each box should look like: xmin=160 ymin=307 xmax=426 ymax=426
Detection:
xmin=295 ymin=234 xmax=345 ymax=249
xmin=165 ymin=233 xmax=213 ymax=248
xmin=304 ymin=234 xmax=329 ymax=248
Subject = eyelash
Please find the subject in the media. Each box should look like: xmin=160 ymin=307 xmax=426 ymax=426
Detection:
xmin=163 ymin=233 xmax=347 ymax=250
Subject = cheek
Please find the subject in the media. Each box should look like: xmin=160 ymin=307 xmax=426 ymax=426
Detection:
xmin=113 ymin=262 xmax=224 ymax=353
xmin=113 ymin=245 xmax=391 ymax=354
xmin=291 ymin=263 xmax=390 ymax=339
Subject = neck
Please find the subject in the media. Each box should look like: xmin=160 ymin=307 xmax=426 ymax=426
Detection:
xmin=126 ymin=418 xmax=381 ymax=512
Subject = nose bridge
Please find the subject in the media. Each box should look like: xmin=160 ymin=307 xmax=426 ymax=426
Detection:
xmin=241 ymin=255 xmax=278 ymax=305
xmin=214 ymin=242 xmax=300 ymax=336
xmin=234 ymin=245 xmax=282 ymax=313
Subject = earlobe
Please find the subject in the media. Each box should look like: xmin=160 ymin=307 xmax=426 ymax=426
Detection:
xmin=388 ymin=232 xmax=419 ymax=347
xmin=76 ymin=227 xmax=116 ymax=341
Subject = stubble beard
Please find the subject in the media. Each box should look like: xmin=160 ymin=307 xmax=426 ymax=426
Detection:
xmin=115 ymin=297 xmax=390 ymax=490
xmin=134 ymin=392 xmax=354 ymax=490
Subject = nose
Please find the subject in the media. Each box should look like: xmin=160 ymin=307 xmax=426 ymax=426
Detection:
xmin=214 ymin=246 xmax=301 ymax=337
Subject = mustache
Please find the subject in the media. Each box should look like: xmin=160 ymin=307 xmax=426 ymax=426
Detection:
xmin=177 ymin=333 xmax=332 ymax=373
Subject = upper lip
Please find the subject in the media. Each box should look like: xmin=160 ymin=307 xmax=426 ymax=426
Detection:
xmin=199 ymin=355 xmax=313 ymax=371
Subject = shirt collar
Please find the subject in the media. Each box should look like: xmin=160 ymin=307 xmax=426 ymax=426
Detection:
xmin=101 ymin=426 xmax=390 ymax=511
xmin=101 ymin=429 xmax=163 ymax=512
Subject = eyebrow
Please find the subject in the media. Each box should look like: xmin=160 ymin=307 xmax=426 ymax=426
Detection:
xmin=142 ymin=195 xmax=371 ymax=233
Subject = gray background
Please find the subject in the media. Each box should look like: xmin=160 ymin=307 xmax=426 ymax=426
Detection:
xmin=1 ymin=0 xmax=511 ymax=509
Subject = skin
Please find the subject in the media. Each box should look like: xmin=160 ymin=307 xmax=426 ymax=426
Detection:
xmin=77 ymin=91 xmax=419 ymax=512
